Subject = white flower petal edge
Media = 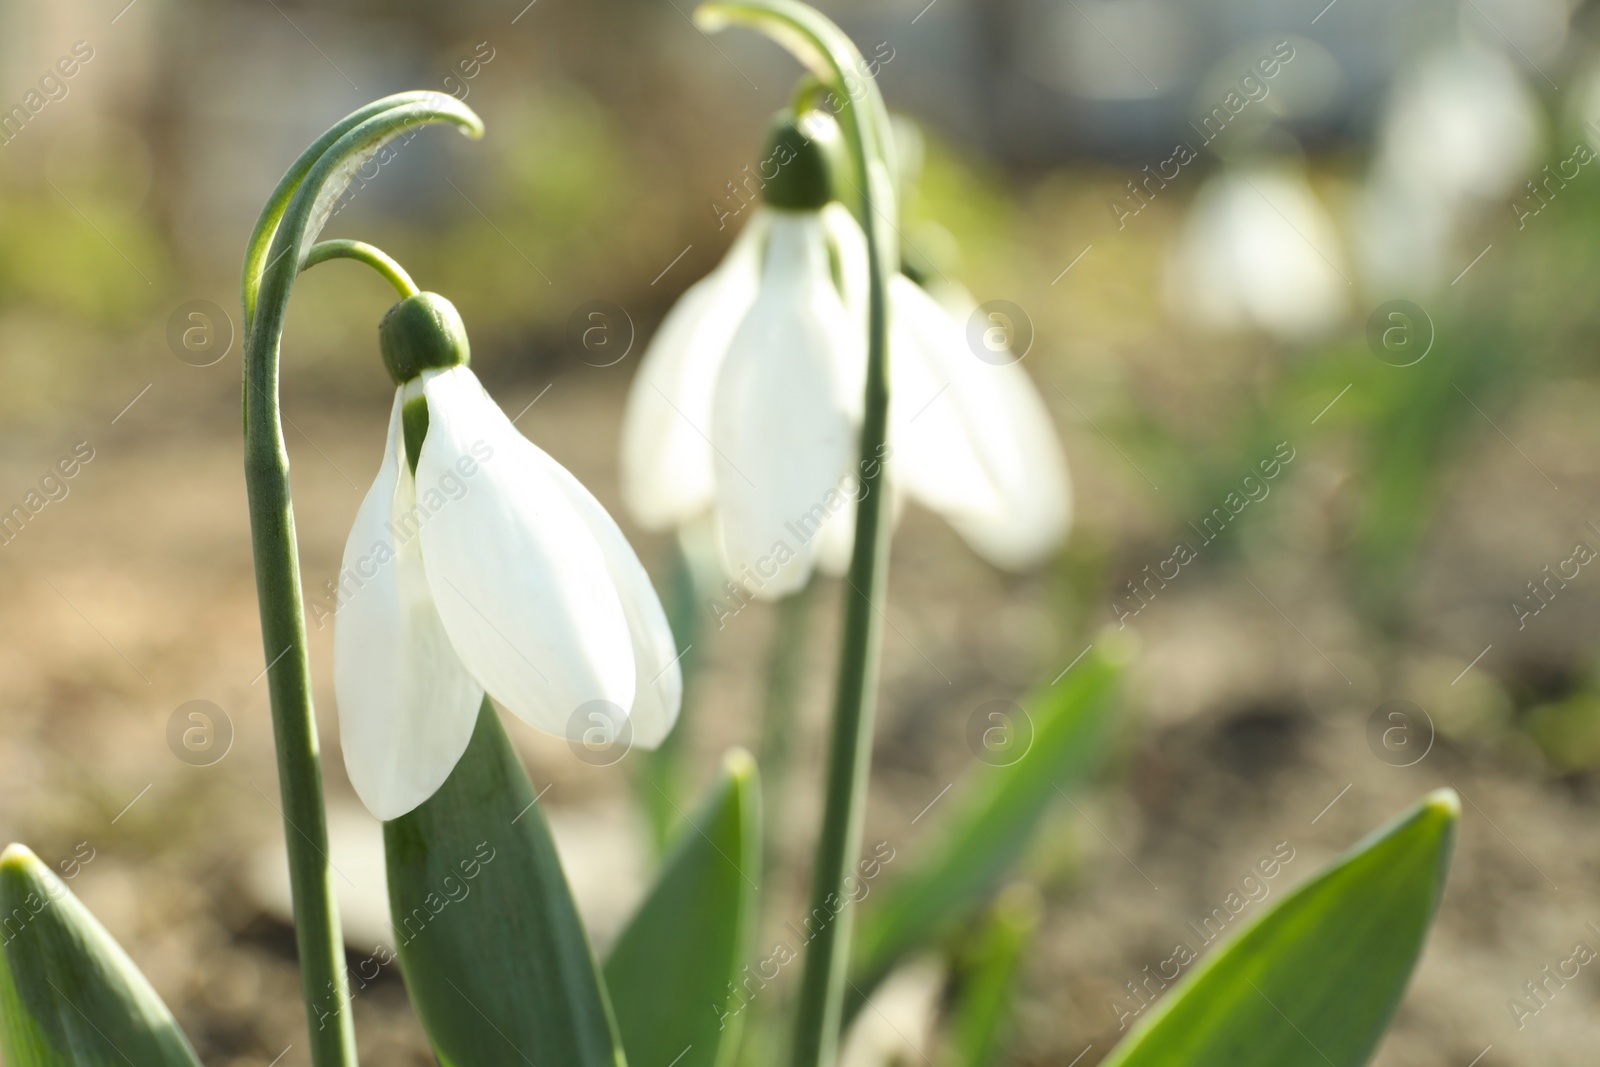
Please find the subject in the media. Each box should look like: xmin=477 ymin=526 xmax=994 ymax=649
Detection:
xmin=813 ymin=202 xmax=905 ymax=578
xmin=620 ymin=213 xmax=767 ymax=530
xmin=540 ymin=458 xmax=682 ymax=748
xmin=1167 ymin=168 xmax=1347 ymax=340
xmin=822 ymin=201 xmax=870 ymax=358
xmin=812 ymin=462 xmax=909 ymax=578
xmin=418 ymin=366 xmax=637 ymax=738
xmin=890 ymin=283 xmax=1003 ymax=519
xmin=890 ymin=276 xmax=1071 ymax=570
xmin=713 ymin=211 xmax=860 ymax=599
xmin=334 ymin=391 xmax=485 ymax=821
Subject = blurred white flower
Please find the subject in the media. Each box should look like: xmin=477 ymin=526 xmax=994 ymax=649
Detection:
xmin=336 ymin=296 xmax=680 ymax=820
xmin=622 ymin=199 xmax=1072 ymax=597
xmin=1354 ymin=45 xmax=1542 ymax=294
xmin=884 ymin=274 xmax=1074 ymax=571
xmin=837 ymin=956 xmax=944 ymax=1067
xmin=1375 ymin=46 xmax=1542 ymax=204
xmin=1166 ymin=164 xmax=1349 ymax=340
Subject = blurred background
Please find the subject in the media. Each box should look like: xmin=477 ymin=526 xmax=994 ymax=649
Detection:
xmin=1 ymin=0 xmax=1599 ymax=1063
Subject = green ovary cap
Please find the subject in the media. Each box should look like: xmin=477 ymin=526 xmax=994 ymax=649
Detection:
xmin=760 ymin=111 xmax=840 ymax=211
xmin=380 ymin=292 xmax=471 ymax=384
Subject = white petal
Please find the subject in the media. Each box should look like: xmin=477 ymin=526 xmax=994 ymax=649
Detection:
xmin=620 ymin=214 xmax=766 ymax=530
xmin=815 ymin=204 xmax=906 ymax=578
xmin=418 ymin=366 xmax=637 ymax=740
xmin=540 ymin=459 xmax=682 ymax=748
xmin=1166 ymin=167 xmax=1347 ymax=341
xmin=712 ymin=211 xmax=860 ymax=599
xmin=814 ymin=491 xmax=858 ymax=576
xmin=890 ymin=283 xmax=1003 ymax=518
xmin=890 ymin=276 xmax=1071 ymax=570
xmin=822 ymin=201 xmax=870 ymax=342
xmin=334 ymin=389 xmax=485 ymax=821
xmin=1378 ymin=46 xmax=1541 ymax=204
xmin=812 ymin=470 xmax=907 ymax=578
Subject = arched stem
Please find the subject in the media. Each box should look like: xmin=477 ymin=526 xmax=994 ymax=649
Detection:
xmin=238 ymin=91 xmax=482 ymax=1067
xmin=696 ymin=6 xmax=897 ymax=1066
xmin=303 ymin=239 xmax=420 ymax=298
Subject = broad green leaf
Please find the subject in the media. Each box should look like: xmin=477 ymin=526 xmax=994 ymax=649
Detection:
xmin=385 ymin=700 xmax=625 ymax=1067
xmin=848 ymin=641 xmax=1125 ymax=1016
xmin=944 ymin=884 xmax=1041 ymax=1067
xmin=1100 ymin=789 xmax=1459 ymax=1067
xmin=0 ymin=844 xmax=201 ymax=1066
xmin=606 ymin=749 xmax=761 ymax=1067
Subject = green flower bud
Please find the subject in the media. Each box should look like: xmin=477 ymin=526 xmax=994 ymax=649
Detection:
xmin=379 ymin=292 xmax=471 ymax=385
xmin=760 ymin=111 xmax=841 ymax=211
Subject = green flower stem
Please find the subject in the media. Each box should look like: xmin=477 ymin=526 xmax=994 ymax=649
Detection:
xmin=239 ymin=91 xmax=482 ymax=1067
xmin=302 ymin=240 xmax=419 ymax=298
xmin=695 ymin=6 xmax=897 ymax=1065
xmin=759 ymin=575 xmax=817 ymax=885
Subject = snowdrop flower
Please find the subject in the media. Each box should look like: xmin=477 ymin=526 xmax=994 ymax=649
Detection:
xmin=887 ymin=273 xmax=1072 ymax=570
xmin=1166 ymin=163 xmax=1348 ymax=340
xmin=621 ymin=113 xmax=1071 ymax=596
xmin=1354 ymin=45 xmax=1541 ymax=294
xmin=336 ymin=293 xmax=681 ymax=819
xmin=1375 ymin=46 xmax=1540 ymax=205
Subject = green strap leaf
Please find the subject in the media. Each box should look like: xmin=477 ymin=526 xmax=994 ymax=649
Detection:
xmin=384 ymin=700 xmax=625 ymax=1067
xmin=1100 ymin=789 xmax=1459 ymax=1067
xmin=0 ymin=844 xmax=202 ymax=1066
xmin=605 ymin=749 xmax=762 ymax=1067
xmin=848 ymin=642 xmax=1125 ymax=1016
xmin=944 ymin=884 xmax=1041 ymax=1067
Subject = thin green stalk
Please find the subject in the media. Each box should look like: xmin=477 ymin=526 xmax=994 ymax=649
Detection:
xmin=239 ymin=92 xmax=482 ymax=1067
xmin=746 ymin=577 xmax=819 ymax=1055
xmin=759 ymin=576 xmax=817 ymax=886
xmin=303 ymin=239 xmax=420 ymax=297
xmin=696 ymin=6 xmax=897 ymax=1065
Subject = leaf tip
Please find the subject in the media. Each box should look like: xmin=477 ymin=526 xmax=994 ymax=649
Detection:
xmin=721 ymin=746 xmax=758 ymax=784
xmin=1091 ymin=624 xmax=1140 ymax=669
xmin=0 ymin=843 xmax=39 ymax=876
xmin=1421 ymin=787 xmax=1460 ymax=822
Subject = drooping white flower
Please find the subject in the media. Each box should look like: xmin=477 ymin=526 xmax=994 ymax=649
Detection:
xmin=620 ymin=217 xmax=764 ymax=532
xmin=1354 ymin=45 xmax=1542 ymax=295
xmin=710 ymin=206 xmax=864 ymax=596
xmin=336 ymin=293 xmax=681 ymax=820
xmin=621 ymin=118 xmax=1071 ymax=596
xmin=1375 ymin=46 xmax=1541 ymax=205
xmin=1166 ymin=163 xmax=1349 ymax=340
xmin=887 ymin=275 xmax=1073 ymax=570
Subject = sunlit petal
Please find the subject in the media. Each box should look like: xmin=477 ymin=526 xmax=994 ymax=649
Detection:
xmin=1166 ymin=165 xmax=1348 ymax=341
xmin=418 ymin=366 xmax=636 ymax=738
xmin=891 ymin=276 xmax=1071 ymax=570
xmin=822 ymin=200 xmax=870 ymax=343
xmin=334 ymin=389 xmax=484 ymax=820
xmin=620 ymin=213 xmax=767 ymax=530
xmin=541 ymin=457 xmax=683 ymax=749
xmin=712 ymin=211 xmax=859 ymax=598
